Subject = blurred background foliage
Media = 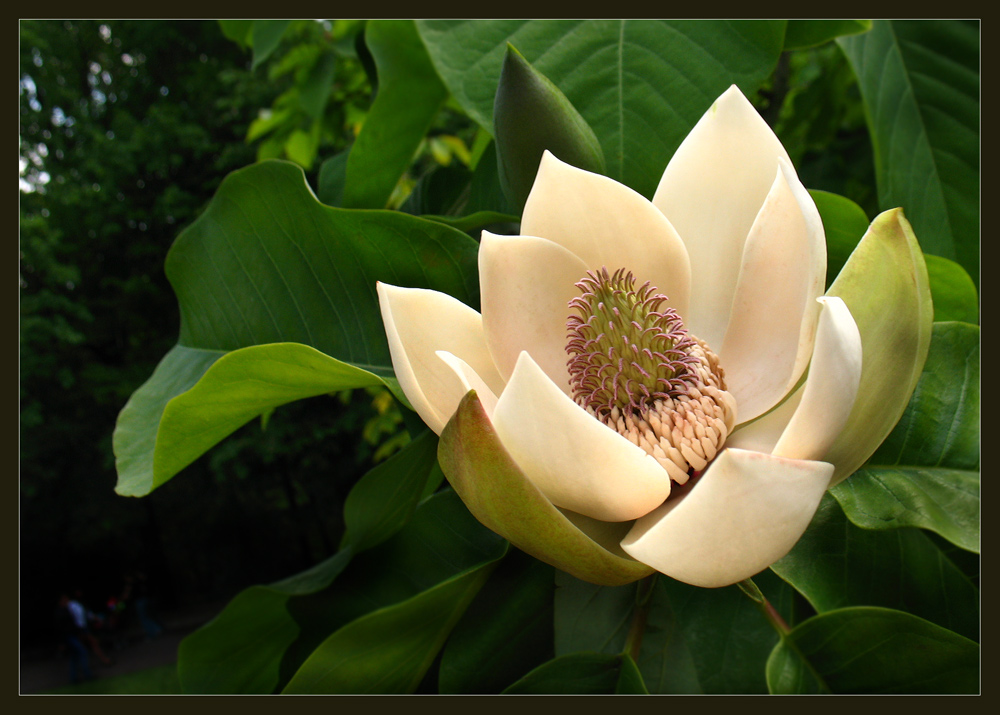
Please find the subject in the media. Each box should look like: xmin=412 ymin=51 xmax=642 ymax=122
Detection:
xmin=20 ymin=20 xmax=976 ymax=681
xmin=19 ymin=19 xmax=410 ymax=650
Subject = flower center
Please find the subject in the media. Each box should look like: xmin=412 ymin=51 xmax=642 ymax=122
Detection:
xmin=566 ymin=267 xmax=737 ymax=484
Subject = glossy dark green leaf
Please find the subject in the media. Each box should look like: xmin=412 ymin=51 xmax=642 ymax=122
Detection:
xmin=180 ymin=487 xmax=500 ymax=693
xmin=113 ymin=345 xmax=223 ymax=496
xmin=250 ymin=20 xmax=292 ymax=70
xmin=503 ymin=653 xmax=648 ymax=694
xmin=925 ymin=256 xmax=979 ymax=323
xmin=840 ymin=20 xmax=979 ymax=283
xmin=832 ymin=322 xmax=980 ymax=552
xmin=280 ymin=490 xmax=507 ymax=688
xmin=120 ymin=343 xmax=396 ymax=496
xmin=772 ymin=494 xmax=978 ymax=640
xmin=342 ymin=20 xmax=447 ymax=209
xmin=554 ymin=571 xmax=795 ymax=694
xmin=112 ymin=160 xmax=478 ymax=495
xmin=494 ymin=44 xmax=605 ymax=212
xmin=767 ymin=607 xmax=979 ymax=694
xmin=178 ymin=432 xmax=440 ymax=693
xmin=218 ymin=20 xmax=252 ymax=49
xmin=421 ymin=211 xmax=519 ymax=234
xmin=299 ymin=50 xmax=337 ymax=120
xmin=341 ymin=429 xmax=438 ymax=552
xmin=283 ymin=560 xmax=500 ymax=693
xmin=316 ymin=149 xmax=348 ymax=207
xmin=418 ymin=20 xmax=784 ymax=198
xmin=178 ymin=549 xmax=353 ymax=694
xmin=784 ymin=20 xmax=871 ymax=50
xmin=439 ymin=552 xmax=555 ymax=693
xmin=808 ymin=189 xmax=869 ymax=289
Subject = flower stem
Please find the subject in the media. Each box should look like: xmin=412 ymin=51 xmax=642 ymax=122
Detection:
xmin=623 ymin=575 xmax=656 ymax=662
xmin=737 ymin=577 xmax=790 ymax=636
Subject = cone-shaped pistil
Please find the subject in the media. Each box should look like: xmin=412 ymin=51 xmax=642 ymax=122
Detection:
xmin=566 ymin=268 xmax=737 ymax=483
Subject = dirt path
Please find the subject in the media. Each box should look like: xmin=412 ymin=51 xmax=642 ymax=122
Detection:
xmin=20 ymin=601 xmax=227 ymax=694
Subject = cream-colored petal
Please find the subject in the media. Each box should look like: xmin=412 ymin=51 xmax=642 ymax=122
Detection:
xmin=725 ymin=386 xmax=803 ymax=455
xmin=521 ymin=151 xmax=691 ymax=320
xmin=492 ymin=351 xmax=672 ymax=522
xmin=773 ymin=297 xmax=862 ymax=461
xmin=377 ymin=283 xmax=504 ymax=435
xmin=720 ymin=158 xmax=826 ymax=423
xmin=621 ymin=448 xmax=833 ymax=588
xmin=653 ymin=85 xmax=792 ymax=348
xmin=479 ymin=232 xmax=590 ymax=393
xmin=435 ymin=351 xmax=500 ymax=420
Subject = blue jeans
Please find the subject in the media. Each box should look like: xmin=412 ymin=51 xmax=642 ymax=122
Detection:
xmin=67 ymin=635 xmax=93 ymax=683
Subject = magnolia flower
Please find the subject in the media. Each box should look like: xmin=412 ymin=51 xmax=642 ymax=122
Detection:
xmin=378 ymin=86 xmax=926 ymax=588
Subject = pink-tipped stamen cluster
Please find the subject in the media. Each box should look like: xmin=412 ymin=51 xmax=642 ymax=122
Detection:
xmin=566 ymin=267 xmax=700 ymax=417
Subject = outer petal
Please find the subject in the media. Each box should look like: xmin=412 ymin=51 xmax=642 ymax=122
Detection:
xmin=479 ymin=232 xmax=590 ymax=392
xmin=621 ymin=448 xmax=833 ymax=588
xmin=521 ymin=151 xmax=691 ymax=320
xmin=719 ymin=159 xmax=826 ymax=423
xmin=439 ymin=390 xmax=653 ymax=586
xmin=772 ymin=297 xmax=862 ymax=461
xmin=653 ymin=85 xmax=791 ymax=348
xmin=492 ymin=351 xmax=672 ymax=522
xmin=377 ymin=283 xmax=504 ymax=435
xmin=824 ymin=209 xmax=933 ymax=485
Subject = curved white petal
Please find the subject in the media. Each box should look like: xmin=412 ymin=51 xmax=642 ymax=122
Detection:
xmin=479 ymin=232 xmax=590 ymax=393
xmin=435 ymin=350 xmax=500 ymax=420
xmin=492 ymin=351 xmax=672 ymax=522
xmin=725 ymin=387 xmax=803 ymax=455
xmin=653 ymin=85 xmax=791 ymax=348
xmin=377 ymin=283 xmax=504 ymax=435
xmin=719 ymin=158 xmax=826 ymax=423
xmin=521 ymin=151 xmax=691 ymax=320
xmin=621 ymin=448 xmax=833 ymax=588
xmin=772 ymin=297 xmax=862 ymax=461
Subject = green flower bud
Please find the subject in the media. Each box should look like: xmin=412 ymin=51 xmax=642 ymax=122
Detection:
xmin=493 ymin=44 xmax=605 ymax=213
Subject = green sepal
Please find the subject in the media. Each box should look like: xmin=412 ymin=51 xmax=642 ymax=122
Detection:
xmin=438 ymin=390 xmax=653 ymax=587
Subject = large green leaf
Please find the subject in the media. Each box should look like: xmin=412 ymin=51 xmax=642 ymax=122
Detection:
xmin=813 ymin=188 xmax=977 ymax=321
xmin=342 ymin=20 xmax=447 ymax=209
xmin=283 ymin=559 xmax=501 ymax=693
xmin=840 ymin=20 xmax=979 ymax=283
xmin=767 ymin=607 xmax=979 ymax=694
xmin=772 ymin=494 xmax=979 ymax=641
xmin=177 ymin=431 xmax=440 ymax=693
xmin=553 ymin=571 xmax=795 ymax=694
xmin=417 ymin=20 xmax=785 ymax=198
xmin=340 ymin=429 xmax=439 ymax=553
xmin=251 ymin=20 xmax=292 ymax=70
xmin=784 ymin=20 xmax=871 ymax=50
xmin=438 ymin=552 xmax=555 ymax=693
xmin=809 ymin=189 xmax=869 ymax=289
xmin=136 ymin=343 xmax=393 ymax=496
xmin=925 ymin=256 xmax=979 ymax=323
xmin=503 ymin=653 xmax=648 ymax=694
xmin=279 ymin=489 xmax=506 ymax=687
xmin=113 ymin=160 xmax=479 ymax=495
xmin=832 ymin=322 xmax=980 ymax=552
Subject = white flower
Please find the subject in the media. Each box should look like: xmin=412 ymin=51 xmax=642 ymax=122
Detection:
xmin=377 ymin=86 xmax=894 ymax=588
